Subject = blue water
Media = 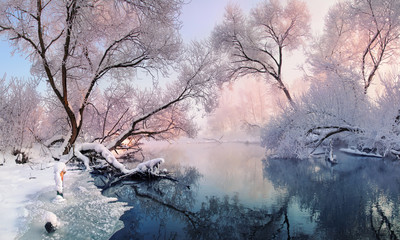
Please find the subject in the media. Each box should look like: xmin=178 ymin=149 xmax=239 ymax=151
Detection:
xmin=101 ymin=143 xmax=400 ymax=239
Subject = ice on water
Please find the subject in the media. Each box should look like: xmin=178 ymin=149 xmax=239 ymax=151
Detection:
xmin=18 ymin=170 xmax=130 ymax=239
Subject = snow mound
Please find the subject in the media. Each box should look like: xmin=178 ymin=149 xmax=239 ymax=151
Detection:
xmin=54 ymin=162 xmax=66 ymax=174
xmin=52 ymin=195 xmax=66 ymax=204
xmin=135 ymin=158 xmax=165 ymax=173
xmin=44 ymin=211 xmax=59 ymax=228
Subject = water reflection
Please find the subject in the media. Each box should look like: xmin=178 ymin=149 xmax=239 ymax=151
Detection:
xmin=101 ymin=143 xmax=400 ymax=239
xmin=104 ymin=166 xmax=286 ymax=240
xmin=264 ymin=151 xmax=400 ymax=239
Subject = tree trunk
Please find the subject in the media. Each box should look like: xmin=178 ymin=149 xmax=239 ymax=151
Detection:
xmin=62 ymin=105 xmax=81 ymax=155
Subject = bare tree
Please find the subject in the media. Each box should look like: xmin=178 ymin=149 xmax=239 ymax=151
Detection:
xmin=0 ymin=0 xmax=183 ymax=154
xmin=0 ymin=77 xmax=42 ymax=150
xmin=211 ymin=0 xmax=310 ymax=105
xmin=355 ymin=0 xmax=400 ymax=93
xmin=105 ymin=41 xmax=221 ymax=151
xmin=308 ymin=0 xmax=400 ymax=94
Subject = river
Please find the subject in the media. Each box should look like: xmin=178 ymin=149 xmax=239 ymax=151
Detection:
xmin=105 ymin=142 xmax=400 ymax=239
xmin=19 ymin=142 xmax=400 ymax=239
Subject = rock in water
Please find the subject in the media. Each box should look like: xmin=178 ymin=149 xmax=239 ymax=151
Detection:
xmin=45 ymin=222 xmax=56 ymax=233
xmin=44 ymin=211 xmax=59 ymax=233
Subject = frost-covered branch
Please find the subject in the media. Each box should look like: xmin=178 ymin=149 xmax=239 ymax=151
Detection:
xmin=308 ymin=126 xmax=364 ymax=154
xmin=0 ymin=0 xmax=184 ymax=156
xmin=74 ymin=143 xmax=165 ymax=175
xmin=211 ymin=0 xmax=310 ymax=104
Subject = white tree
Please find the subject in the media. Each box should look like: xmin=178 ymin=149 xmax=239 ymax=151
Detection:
xmin=105 ymin=41 xmax=221 ymax=151
xmin=261 ymin=0 xmax=400 ymax=159
xmin=211 ymin=0 xmax=310 ymax=104
xmin=0 ymin=77 xmax=42 ymax=151
xmin=0 ymin=0 xmax=183 ymax=154
xmin=308 ymin=0 xmax=400 ymax=94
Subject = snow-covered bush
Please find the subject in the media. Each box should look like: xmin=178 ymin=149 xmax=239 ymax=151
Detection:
xmin=262 ymin=69 xmax=370 ymax=158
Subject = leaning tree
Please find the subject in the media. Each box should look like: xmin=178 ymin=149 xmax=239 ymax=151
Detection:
xmin=0 ymin=0 xmax=220 ymax=156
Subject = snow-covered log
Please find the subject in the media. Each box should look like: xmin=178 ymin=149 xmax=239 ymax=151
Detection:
xmin=44 ymin=135 xmax=65 ymax=147
xmin=134 ymin=158 xmax=165 ymax=173
xmin=74 ymin=143 xmax=130 ymax=174
xmin=340 ymin=147 xmax=383 ymax=158
xmin=74 ymin=143 xmax=166 ymax=176
xmin=308 ymin=126 xmax=363 ymax=154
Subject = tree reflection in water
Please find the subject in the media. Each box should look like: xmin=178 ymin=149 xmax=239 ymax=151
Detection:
xmin=263 ymin=152 xmax=400 ymax=239
xmin=98 ymin=148 xmax=400 ymax=239
xmin=101 ymin=164 xmax=293 ymax=240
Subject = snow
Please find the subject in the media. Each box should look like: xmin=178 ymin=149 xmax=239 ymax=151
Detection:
xmin=0 ymin=160 xmax=55 ymax=239
xmin=134 ymin=158 xmax=165 ymax=173
xmin=0 ymin=151 xmax=129 ymax=239
xmin=75 ymin=143 xmax=129 ymax=173
xmin=74 ymin=143 xmax=166 ymax=175
xmin=44 ymin=211 xmax=59 ymax=228
xmin=54 ymin=162 xmax=66 ymax=194
xmin=43 ymin=134 xmax=65 ymax=146
xmin=18 ymin=170 xmax=129 ymax=239
xmin=339 ymin=148 xmax=383 ymax=158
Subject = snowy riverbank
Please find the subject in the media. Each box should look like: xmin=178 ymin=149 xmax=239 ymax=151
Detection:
xmin=0 ymin=152 xmax=129 ymax=239
xmin=0 ymin=155 xmax=55 ymax=239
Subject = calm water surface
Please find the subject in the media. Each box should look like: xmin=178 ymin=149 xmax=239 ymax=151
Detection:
xmin=102 ymin=143 xmax=400 ymax=240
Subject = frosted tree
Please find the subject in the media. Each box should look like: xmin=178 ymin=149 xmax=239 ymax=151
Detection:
xmin=262 ymin=70 xmax=369 ymax=158
xmin=0 ymin=0 xmax=183 ymax=154
xmin=261 ymin=0 xmax=400 ymax=159
xmin=0 ymin=77 xmax=42 ymax=151
xmin=211 ymin=0 xmax=310 ymax=105
xmin=308 ymin=0 xmax=400 ymax=94
xmin=105 ymin=41 xmax=221 ymax=151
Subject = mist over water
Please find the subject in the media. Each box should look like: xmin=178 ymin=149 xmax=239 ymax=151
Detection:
xmin=106 ymin=143 xmax=400 ymax=239
xmin=19 ymin=143 xmax=400 ymax=239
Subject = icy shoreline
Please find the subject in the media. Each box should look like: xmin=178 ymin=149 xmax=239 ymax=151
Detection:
xmin=0 ymin=160 xmax=55 ymax=239
xmin=0 ymin=156 xmax=129 ymax=239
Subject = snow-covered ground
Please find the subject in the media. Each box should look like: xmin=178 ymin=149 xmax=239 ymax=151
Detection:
xmin=0 ymin=151 xmax=129 ymax=239
xmin=0 ymin=153 xmax=55 ymax=239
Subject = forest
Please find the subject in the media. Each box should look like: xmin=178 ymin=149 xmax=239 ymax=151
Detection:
xmin=1 ymin=0 xmax=399 ymax=164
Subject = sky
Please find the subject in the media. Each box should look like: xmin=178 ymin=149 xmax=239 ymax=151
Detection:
xmin=179 ymin=0 xmax=335 ymax=42
xmin=0 ymin=0 xmax=336 ymax=81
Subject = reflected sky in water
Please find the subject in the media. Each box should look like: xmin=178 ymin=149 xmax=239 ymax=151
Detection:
xmin=102 ymin=143 xmax=400 ymax=239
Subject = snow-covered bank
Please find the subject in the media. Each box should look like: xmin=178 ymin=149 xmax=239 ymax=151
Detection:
xmin=0 ymin=152 xmax=130 ymax=239
xmin=18 ymin=170 xmax=129 ymax=240
xmin=0 ymin=160 xmax=55 ymax=239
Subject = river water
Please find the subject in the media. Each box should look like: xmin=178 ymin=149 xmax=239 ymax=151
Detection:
xmin=105 ymin=143 xmax=400 ymax=239
xmin=19 ymin=142 xmax=400 ymax=239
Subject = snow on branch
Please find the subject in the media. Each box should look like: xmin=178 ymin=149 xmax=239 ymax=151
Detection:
xmin=74 ymin=143 xmax=130 ymax=173
xmin=308 ymin=126 xmax=364 ymax=154
xmin=74 ymin=143 xmax=165 ymax=175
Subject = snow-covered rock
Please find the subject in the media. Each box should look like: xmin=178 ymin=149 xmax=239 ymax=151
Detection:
xmin=44 ymin=211 xmax=60 ymax=229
